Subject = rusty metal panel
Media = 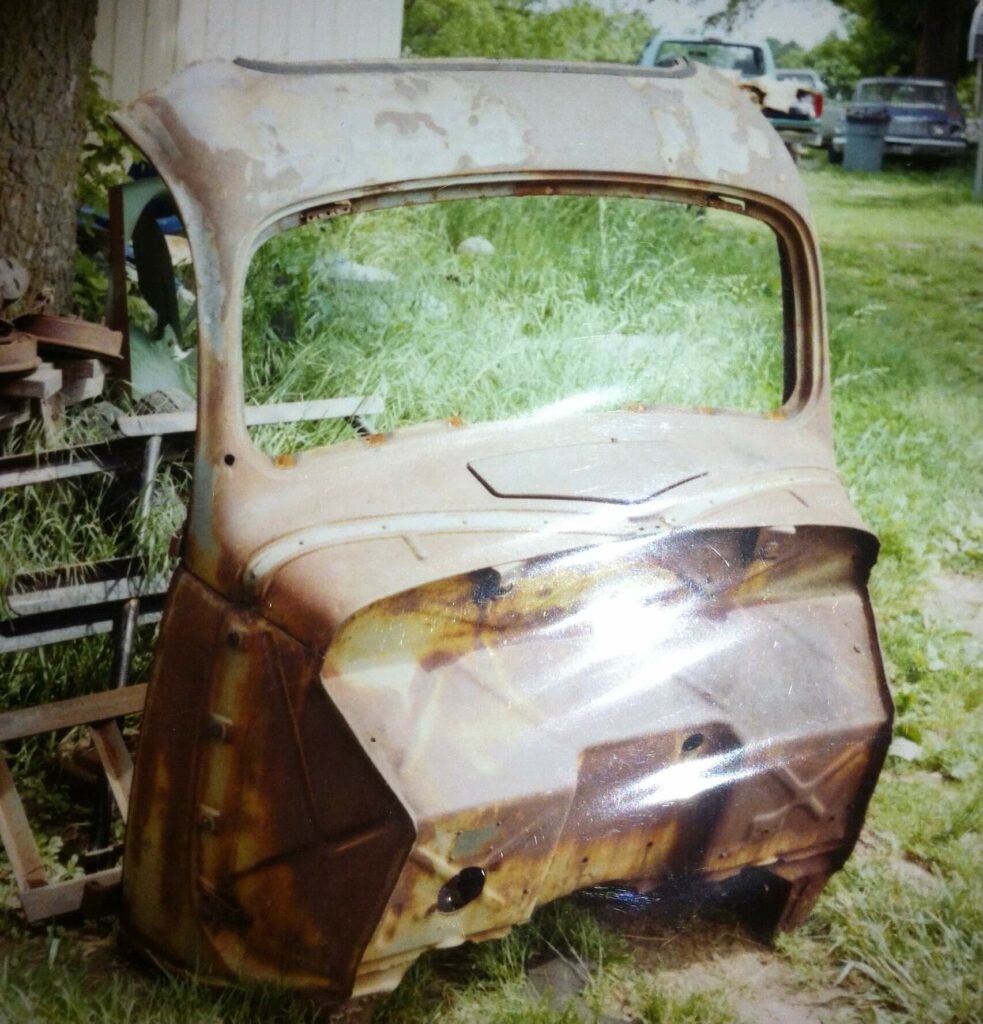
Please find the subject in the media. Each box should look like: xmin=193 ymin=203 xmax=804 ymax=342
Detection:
xmin=122 ymin=569 xmax=414 ymax=996
xmin=112 ymin=59 xmax=893 ymax=1003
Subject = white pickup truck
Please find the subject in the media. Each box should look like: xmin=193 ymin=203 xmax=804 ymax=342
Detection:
xmin=639 ymin=35 xmax=824 ymax=148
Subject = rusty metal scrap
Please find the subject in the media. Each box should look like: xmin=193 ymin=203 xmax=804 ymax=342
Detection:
xmin=109 ymin=59 xmax=893 ymax=1001
xmin=0 ymin=321 xmax=40 ymax=375
xmin=14 ymin=314 xmax=124 ymax=361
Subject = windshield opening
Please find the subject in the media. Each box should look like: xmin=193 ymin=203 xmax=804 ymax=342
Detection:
xmin=856 ymin=81 xmax=947 ymax=107
xmin=242 ymin=194 xmax=789 ymax=456
xmin=655 ymin=41 xmax=765 ymax=77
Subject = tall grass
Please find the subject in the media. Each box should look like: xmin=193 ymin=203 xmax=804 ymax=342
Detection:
xmin=242 ymin=195 xmax=784 ymax=452
xmin=1 ymin=164 xmax=981 ymax=1024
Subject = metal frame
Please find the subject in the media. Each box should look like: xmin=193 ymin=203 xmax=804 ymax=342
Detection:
xmin=0 ymin=685 xmax=146 ymax=922
xmin=0 ymin=397 xmax=383 ymax=920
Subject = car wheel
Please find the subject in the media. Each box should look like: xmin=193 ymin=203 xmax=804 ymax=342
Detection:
xmin=827 ymin=146 xmax=843 ymax=165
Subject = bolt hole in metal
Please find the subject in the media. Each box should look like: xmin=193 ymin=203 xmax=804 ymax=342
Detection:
xmin=437 ymin=867 xmax=486 ymax=913
xmin=682 ymin=732 xmax=704 ymax=752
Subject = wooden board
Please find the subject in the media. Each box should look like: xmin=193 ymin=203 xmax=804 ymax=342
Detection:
xmin=0 ymin=684 xmax=148 ymax=743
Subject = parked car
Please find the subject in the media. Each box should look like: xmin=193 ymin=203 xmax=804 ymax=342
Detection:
xmin=830 ymin=77 xmax=968 ymax=161
xmin=639 ymin=36 xmax=823 ymax=148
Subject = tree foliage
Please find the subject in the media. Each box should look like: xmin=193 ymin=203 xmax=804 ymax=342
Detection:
xmin=709 ymin=0 xmax=975 ymax=85
xmin=403 ymin=0 xmax=651 ymax=63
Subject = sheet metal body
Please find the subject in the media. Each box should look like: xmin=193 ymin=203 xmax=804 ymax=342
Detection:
xmin=114 ymin=59 xmax=892 ymax=999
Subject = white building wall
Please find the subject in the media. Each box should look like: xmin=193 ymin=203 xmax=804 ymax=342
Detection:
xmin=93 ymin=0 xmax=404 ymax=102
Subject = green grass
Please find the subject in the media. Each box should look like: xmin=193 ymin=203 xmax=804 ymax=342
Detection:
xmin=242 ymin=193 xmax=784 ymax=452
xmin=771 ymin=159 xmax=983 ymax=1024
xmin=2 ymin=159 xmax=982 ymax=1023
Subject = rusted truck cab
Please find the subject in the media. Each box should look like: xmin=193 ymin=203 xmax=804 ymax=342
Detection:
xmin=116 ymin=59 xmax=892 ymax=1001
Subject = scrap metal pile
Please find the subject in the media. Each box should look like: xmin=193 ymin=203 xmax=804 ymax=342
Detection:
xmin=0 ymin=307 xmax=123 ymax=439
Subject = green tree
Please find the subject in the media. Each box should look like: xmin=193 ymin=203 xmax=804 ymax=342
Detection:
xmin=800 ymin=33 xmax=864 ymax=96
xmin=403 ymin=0 xmax=650 ymax=63
xmin=709 ymin=0 xmax=975 ymax=84
xmin=768 ymin=37 xmax=809 ymax=68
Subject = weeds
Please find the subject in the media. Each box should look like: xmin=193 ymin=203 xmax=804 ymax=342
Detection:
xmin=242 ymin=194 xmax=784 ymax=453
xmin=0 ymin=161 xmax=980 ymax=1024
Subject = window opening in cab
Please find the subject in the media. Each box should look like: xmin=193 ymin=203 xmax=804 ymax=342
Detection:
xmin=654 ymin=41 xmax=767 ymax=77
xmin=241 ymin=195 xmax=788 ymax=456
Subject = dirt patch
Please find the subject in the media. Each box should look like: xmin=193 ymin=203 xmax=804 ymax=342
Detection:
xmin=924 ymin=571 xmax=983 ymax=639
xmin=625 ymin=921 xmax=860 ymax=1024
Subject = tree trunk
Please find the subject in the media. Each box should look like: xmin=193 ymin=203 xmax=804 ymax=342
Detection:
xmin=0 ymin=0 xmax=98 ymax=315
xmin=915 ymin=0 xmax=971 ymax=82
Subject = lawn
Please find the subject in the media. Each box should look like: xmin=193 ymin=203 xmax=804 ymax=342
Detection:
xmin=1 ymin=158 xmax=981 ymax=1024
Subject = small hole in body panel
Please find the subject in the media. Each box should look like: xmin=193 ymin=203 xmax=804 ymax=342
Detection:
xmin=437 ymin=867 xmax=486 ymax=913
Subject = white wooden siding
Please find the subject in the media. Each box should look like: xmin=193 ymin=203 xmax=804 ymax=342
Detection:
xmin=93 ymin=0 xmax=404 ymax=102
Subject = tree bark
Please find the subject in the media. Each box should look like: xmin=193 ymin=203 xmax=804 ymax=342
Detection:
xmin=915 ymin=0 xmax=973 ymax=81
xmin=0 ymin=0 xmax=98 ymax=315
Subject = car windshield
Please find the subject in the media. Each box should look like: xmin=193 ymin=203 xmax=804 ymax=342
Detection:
xmin=856 ymin=81 xmax=947 ymax=107
xmin=655 ymin=41 xmax=765 ymax=77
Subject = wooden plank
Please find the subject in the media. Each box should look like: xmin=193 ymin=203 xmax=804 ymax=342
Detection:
xmin=58 ymin=358 xmax=105 ymax=381
xmin=235 ymin=0 xmax=263 ymax=60
xmin=0 ymin=433 xmax=190 ymax=490
xmin=92 ymin=0 xmax=117 ymax=80
xmin=89 ymin=721 xmax=134 ymax=821
xmin=115 ymin=395 xmax=385 ymax=437
xmin=0 ymin=684 xmax=147 ymax=744
xmin=258 ymin=0 xmax=289 ymax=61
xmin=110 ymin=0 xmax=148 ymax=103
xmin=142 ymin=0 xmax=181 ymax=94
xmin=19 ymin=867 xmax=122 ymax=924
xmin=204 ymin=0 xmax=236 ymax=59
xmin=107 ymin=184 xmax=131 ymax=384
xmin=287 ymin=0 xmax=316 ymax=62
xmin=0 ymin=754 xmax=48 ymax=892
xmin=61 ymin=374 xmax=106 ymax=407
xmin=0 ymin=364 xmax=61 ymax=400
xmin=35 ymin=393 xmax=64 ymax=448
xmin=379 ymin=0 xmax=405 ymax=58
xmin=7 ymin=571 xmax=170 ymax=618
xmin=176 ymin=0 xmax=208 ymax=69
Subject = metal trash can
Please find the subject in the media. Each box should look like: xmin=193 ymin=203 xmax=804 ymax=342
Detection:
xmin=844 ymin=105 xmax=890 ymax=172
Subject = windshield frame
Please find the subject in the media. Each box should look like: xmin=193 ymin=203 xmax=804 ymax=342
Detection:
xmin=855 ymin=79 xmax=949 ymax=108
xmin=655 ymin=40 xmax=767 ymax=78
